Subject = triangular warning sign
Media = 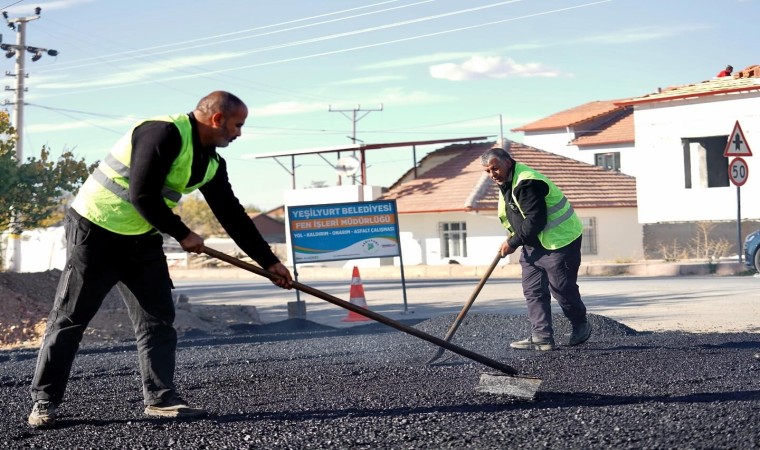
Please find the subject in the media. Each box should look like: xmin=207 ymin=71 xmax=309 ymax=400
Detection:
xmin=724 ymin=121 xmax=753 ymax=157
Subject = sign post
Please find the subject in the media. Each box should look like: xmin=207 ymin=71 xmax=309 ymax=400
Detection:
xmin=724 ymin=121 xmax=753 ymax=264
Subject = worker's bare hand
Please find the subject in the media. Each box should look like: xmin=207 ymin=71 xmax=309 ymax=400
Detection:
xmin=179 ymin=232 xmax=205 ymax=254
xmin=267 ymin=262 xmax=293 ymax=289
xmin=500 ymin=240 xmax=516 ymax=258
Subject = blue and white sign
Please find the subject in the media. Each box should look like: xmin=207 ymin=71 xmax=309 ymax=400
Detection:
xmin=288 ymin=200 xmax=401 ymax=263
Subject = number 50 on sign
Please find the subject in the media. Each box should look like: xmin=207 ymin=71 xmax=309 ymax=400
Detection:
xmin=729 ymin=157 xmax=749 ymax=187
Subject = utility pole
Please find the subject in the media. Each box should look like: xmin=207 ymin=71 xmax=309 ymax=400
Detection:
xmin=328 ymin=104 xmax=383 ymax=185
xmin=1 ymin=7 xmax=59 ymax=272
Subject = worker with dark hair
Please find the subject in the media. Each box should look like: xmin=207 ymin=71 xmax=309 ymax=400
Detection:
xmin=717 ymin=65 xmax=733 ymax=77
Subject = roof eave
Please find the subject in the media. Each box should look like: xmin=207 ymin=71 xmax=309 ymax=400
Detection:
xmin=574 ymin=138 xmax=635 ymax=147
xmin=618 ymin=85 xmax=760 ymax=106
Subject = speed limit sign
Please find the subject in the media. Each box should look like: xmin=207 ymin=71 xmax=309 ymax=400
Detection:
xmin=729 ymin=157 xmax=749 ymax=186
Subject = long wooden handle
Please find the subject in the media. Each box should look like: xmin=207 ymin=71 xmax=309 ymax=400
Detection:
xmin=202 ymin=247 xmax=519 ymax=376
xmin=444 ymin=251 xmax=502 ymax=341
xmin=427 ymin=251 xmax=502 ymax=364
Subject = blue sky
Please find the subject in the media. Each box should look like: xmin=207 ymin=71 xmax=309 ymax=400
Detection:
xmin=4 ymin=0 xmax=759 ymax=210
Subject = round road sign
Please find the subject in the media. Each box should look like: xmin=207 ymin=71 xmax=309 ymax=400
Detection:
xmin=729 ymin=157 xmax=749 ymax=187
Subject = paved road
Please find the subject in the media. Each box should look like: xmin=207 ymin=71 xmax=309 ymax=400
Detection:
xmin=175 ymin=274 xmax=760 ymax=333
xmin=3 ymin=275 xmax=758 ymax=448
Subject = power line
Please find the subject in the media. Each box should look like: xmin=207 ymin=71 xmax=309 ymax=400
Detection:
xmin=34 ymin=0 xmax=431 ymax=73
xmin=30 ymin=0 xmax=612 ymax=100
xmin=32 ymin=0 xmax=517 ymax=89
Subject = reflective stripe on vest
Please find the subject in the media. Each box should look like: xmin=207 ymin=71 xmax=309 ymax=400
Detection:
xmin=544 ymin=196 xmax=576 ymax=231
xmin=91 ymin=154 xmax=182 ymax=203
xmin=498 ymin=163 xmax=582 ymax=250
xmin=71 ymin=114 xmax=219 ymax=235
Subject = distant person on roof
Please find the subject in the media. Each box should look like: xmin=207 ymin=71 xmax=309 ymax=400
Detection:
xmin=717 ymin=65 xmax=733 ymax=77
xmin=480 ymin=140 xmax=591 ymax=352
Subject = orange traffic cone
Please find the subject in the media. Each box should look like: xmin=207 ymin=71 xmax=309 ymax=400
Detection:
xmin=342 ymin=266 xmax=371 ymax=322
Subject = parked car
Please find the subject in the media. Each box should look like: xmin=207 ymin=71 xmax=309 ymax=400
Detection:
xmin=745 ymin=229 xmax=760 ymax=272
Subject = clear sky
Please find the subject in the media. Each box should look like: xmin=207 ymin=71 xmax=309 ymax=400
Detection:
xmin=4 ymin=0 xmax=758 ymax=210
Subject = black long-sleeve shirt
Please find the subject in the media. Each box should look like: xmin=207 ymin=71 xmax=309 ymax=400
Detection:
xmin=499 ymin=163 xmax=549 ymax=249
xmin=128 ymin=112 xmax=279 ymax=269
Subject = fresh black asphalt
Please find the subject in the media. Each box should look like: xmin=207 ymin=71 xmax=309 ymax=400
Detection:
xmin=1 ymin=313 xmax=758 ymax=449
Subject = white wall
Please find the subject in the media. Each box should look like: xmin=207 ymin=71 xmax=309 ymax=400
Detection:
xmin=577 ymin=142 xmax=637 ymax=176
xmin=523 ymin=131 xmax=637 ymax=176
xmin=1 ymin=227 xmax=66 ymax=272
xmin=634 ymin=94 xmax=760 ymax=223
xmin=578 ymin=207 xmax=644 ymax=261
xmin=394 ymin=208 xmax=643 ymax=266
xmin=395 ymin=211 xmax=506 ymax=266
xmin=521 ymin=130 xmax=577 ymax=159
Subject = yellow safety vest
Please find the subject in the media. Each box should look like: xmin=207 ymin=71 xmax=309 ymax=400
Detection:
xmin=71 ymin=114 xmax=219 ymax=235
xmin=498 ymin=163 xmax=583 ymax=249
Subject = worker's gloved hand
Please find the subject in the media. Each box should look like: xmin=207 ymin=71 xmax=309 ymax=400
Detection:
xmin=267 ymin=262 xmax=294 ymax=290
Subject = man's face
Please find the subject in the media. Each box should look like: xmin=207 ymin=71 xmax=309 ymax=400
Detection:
xmin=212 ymin=105 xmax=248 ymax=148
xmin=483 ymin=157 xmax=512 ymax=185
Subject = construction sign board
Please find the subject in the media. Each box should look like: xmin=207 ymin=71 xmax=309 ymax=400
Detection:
xmin=724 ymin=121 xmax=753 ymax=157
xmin=288 ymin=200 xmax=401 ymax=263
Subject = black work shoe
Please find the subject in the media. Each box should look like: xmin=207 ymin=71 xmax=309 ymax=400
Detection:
xmin=568 ymin=321 xmax=592 ymax=346
xmin=144 ymin=397 xmax=207 ymax=419
xmin=28 ymin=400 xmax=57 ymax=428
xmin=510 ymin=336 xmax=556 ymax=351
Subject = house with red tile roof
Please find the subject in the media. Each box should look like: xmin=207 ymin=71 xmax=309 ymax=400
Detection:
xmin=248 ymin=212 xmax=286 ymax=244
xmin=615 ymin=65 xmax=760 ymax=252
xmin=512 ymin=100 xmax=635 ymax=175
xmin=377 ymin=140 xmax=641 ymax=265
xmin=507 ymin=65 xmax=760 ymax=258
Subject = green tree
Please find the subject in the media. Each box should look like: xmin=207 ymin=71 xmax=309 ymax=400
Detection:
xmin=175 ymin=193 xmax=226 ymax=237
xmin=173 ymin=196 xmax=264 ymax=238
xmin=0 ymin=111 xmax=93 ymax=232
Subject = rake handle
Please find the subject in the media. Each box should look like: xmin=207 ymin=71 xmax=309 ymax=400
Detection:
xmin=202 ymin=247 xmax=519 ymax=376
xmin=426 ymin=251 xmax=502 ymax=364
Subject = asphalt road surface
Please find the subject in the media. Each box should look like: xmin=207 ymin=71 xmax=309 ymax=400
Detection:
xmin=174 ymin=275 xmax=760 ymax=333
xmin=1 ymin=275 xmax=758 ymax=449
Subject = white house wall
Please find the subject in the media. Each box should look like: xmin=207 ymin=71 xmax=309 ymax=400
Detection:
xmin=522 ymin=132 xmax=636 ymax=176
xmin=633 ymin=93 xmax=760 ymax=223
xmin=576 ymin=142 xmax=637 ymax=176
xmin=394 ymin=208 xmax=643 ymax=266
xmin=396 ymin=212 xmax=506 ymax=266
xmin=579 ymin=207 xmax=644 ymax=261
xmin=521 ymin=130 xmax=576 ymax=159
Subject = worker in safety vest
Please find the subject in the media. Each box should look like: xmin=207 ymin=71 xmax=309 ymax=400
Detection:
xmin=28 ymin=91 xmax=293 ymax=429
xmin=481 ymin=141 xmax=591 ymax=352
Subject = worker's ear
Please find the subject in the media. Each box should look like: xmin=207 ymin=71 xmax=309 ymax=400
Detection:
xmin=210 ymin=112 xmax=225 ymax=128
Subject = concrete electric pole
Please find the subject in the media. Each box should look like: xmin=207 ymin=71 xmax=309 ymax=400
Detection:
xmin=1 ymin=7 xmax=59 ymax=272
xmin=328 ymin=104 xmax=383 ymax=185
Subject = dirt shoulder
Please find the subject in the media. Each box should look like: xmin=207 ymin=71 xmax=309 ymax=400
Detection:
xmin=0 ymin=270 xmax=262 ymax=350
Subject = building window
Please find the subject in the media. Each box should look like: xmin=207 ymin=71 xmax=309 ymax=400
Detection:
xmin=682 ymin=136 xmax=729 ymax=189
xmin=580 ymin=217 xmax=597 ymax=255
xmin=439 ymin=222 xmax=467 ymax=258
xmin=595 ymin=152 xmax=620 ymax=171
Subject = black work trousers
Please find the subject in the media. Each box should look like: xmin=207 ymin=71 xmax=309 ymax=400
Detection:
xmin=31 ymin=209 xmax=177 ymax=406
xmin=519 ymin=236 xmax=587 ymax=340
